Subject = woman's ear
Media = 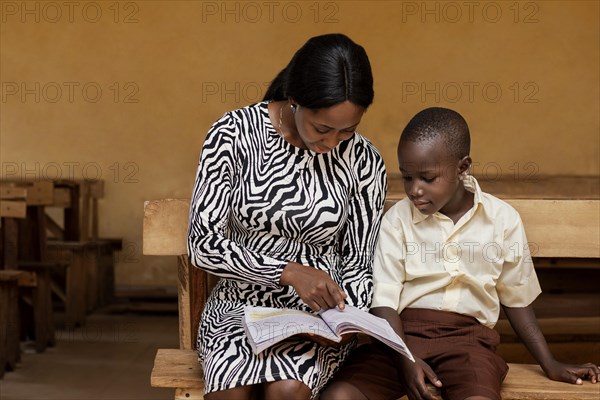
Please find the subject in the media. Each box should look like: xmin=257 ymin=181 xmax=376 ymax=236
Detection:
xmin=288 ymin=98 xmax=299 ymax=114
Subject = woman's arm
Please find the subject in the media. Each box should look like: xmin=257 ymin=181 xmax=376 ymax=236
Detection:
xmin=338 ymin=142 xmax=387 ymax=310
xmin=187 ymin=112 xmax=287 ymax=288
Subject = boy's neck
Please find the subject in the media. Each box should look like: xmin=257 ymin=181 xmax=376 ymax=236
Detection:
xmin=439 ymin=185 xmax=475 ymax=224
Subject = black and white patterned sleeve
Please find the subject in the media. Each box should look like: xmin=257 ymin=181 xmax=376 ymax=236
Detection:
xmin=187 ymin=112 xmax=287 ymax=287
xmin=339 ymin=140 xmax=387 ymax=310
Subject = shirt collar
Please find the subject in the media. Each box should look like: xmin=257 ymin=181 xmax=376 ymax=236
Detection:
xmin=410 ymin=175 xmax=484 ymax=224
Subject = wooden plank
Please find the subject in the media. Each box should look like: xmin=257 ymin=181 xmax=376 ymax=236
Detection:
xmin=0 ymin=275 xmax=21 ymax=377
xmin=62 ymin=183 xmax=80 ymax=240
xmin=52 ymin=188 xmax=71 ymax=207
xmin=144 ymin=198 xmax=599 ymax=259
xmin=0 ymin=181 xmax=53 ymax=205
xmin=151 ymin=349 xmax=204 ymax=389
xmin=497 ymin=342 xmax=600 ymax=365
xmin=388 ymin=175 xmax=600 ymax=200
xmin=152 ymin=349 xmax=600 ymax=399
xmin=501 ymin=363 xmax=600 ymax=399
xmin=177 ymin=256 xmax=193 ymax=350
xmin=143 ymin=199 xmax=190 ymax=256
xmin=91 ymin=198 xmax=99 ymax=240
xmin=0 ymin=186 xmax=27 ymax=200
xmin=495 ymin=317 xmax=600 ymax=342
xmin=175 ymin=388 xmax=204 ymax=400
xmin=506 ymin=200 xmax=600 ymax=258
xmin=80 ymin=182 xmax=90 ymax=242
xmin=0 ymin=270 xmax=23 ymax=282
xmin=385 ymin=199 xmax=600 ymax=259
xmin=87 ymin=180 xmax=104 ymax=199
xmin=25 ymin=181 xmax=54 ymax=205
xmin=0 ymin=200 xmax=26 ymax=218
xmin=1 ymin=218 xmax=19 ymax=269
xmin=17 ymin=271 xmax=37 ymax=287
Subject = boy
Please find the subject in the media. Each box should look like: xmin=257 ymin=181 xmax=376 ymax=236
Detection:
xmin=321 ymin=107 xmax=599 ymax=400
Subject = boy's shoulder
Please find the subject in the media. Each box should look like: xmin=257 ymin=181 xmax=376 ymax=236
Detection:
xmin=383 ymin=191 xmax=523 ymax=228
xmin=383 ymin=198 xmax=414 ymax=227
xmin=479 ymin=190 xmax=523 ymax=225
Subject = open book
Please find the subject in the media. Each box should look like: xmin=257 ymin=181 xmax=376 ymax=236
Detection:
xmin=243 ymin=304 xmax=414 ymax=362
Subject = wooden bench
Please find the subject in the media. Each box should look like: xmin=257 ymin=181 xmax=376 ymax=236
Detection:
xmin=144 ymin=198 xmax=600 ymax=400
xmin=0 ymin=183 xmax=58 ymax=353
xmin=1 ymin=179 xmax=124 ymax=325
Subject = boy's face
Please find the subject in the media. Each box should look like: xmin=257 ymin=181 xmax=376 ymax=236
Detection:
xmin=398 ymin=138 xmax=469 ymax=216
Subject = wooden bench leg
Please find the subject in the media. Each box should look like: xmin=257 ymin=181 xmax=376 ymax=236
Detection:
xmin=85 ymin=247 xmax=99 ymax=313
xmin=17 ymin=265 xmax=57 ymax=353
xmin=174 ymin=388 xmax=204 ymax=400
xmin=47 ymin=246 xmax=88 ymax=328
xmin=65 ymin=250 xmax=87 ymax=327
xmin=0 ymin=276 xmax=21 ymax=378
xmin=32 ymin=268 xmax=55 ymax=352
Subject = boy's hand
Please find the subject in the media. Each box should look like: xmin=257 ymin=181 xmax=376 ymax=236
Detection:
xmin=544 ymin=360 xmax=600 ymax=385
xmin=397 ymin=356 xmax=443 ymax=400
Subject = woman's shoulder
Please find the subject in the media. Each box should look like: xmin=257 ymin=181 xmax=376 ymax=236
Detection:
xmin=208 ymin=102 xmax=269 ymax=136
xmin=227 ymin=101 xmax=269 ymax=122
xmin=347 ymin=132 xmax=386 ymax=169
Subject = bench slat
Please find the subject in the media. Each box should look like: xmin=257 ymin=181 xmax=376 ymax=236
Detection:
xmin=506 ymin=199 xmax=599 ymax=258
xmin=143 ymin=199 xmax=190 ymax=256
xmin=501 ymin=364 xmax=600 ymax=399
xmin=151 ymin=349 xmax=204 ymax=389
xmin=143 ymin=199 xmax=600 ymax=259
xmin=151 ymin=349 xmax=600 ymax=399
xmin=495 ymin=316 xmax=600 ymax=342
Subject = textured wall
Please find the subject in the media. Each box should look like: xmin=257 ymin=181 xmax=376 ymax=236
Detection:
xmin=1 ymin=1 xmax=598 ymax=285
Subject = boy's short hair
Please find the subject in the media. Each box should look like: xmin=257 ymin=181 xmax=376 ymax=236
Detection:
xmin=400 ymin=107 xmax=470 ymax=160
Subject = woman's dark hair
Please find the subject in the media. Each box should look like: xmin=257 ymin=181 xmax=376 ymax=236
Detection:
xmin=263 ymin=33 xmax=374 ymax=109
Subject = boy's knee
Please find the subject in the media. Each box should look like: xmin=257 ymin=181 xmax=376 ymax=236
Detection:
xmin=320 ymin=381 xmax=367 ymax=400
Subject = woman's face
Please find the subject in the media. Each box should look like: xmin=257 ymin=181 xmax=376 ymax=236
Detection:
xmin=293 ymin=101 xmax=365 ymax=154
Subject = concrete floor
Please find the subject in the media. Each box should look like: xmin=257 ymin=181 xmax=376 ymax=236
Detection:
xmin=0 ymin=311 xmax=179 ymax=400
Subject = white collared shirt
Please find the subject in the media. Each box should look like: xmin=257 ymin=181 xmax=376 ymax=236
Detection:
xmin=372 ymin=176 xmax=541 ymax=328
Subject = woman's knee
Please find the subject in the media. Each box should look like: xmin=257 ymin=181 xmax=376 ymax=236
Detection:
xmin=320 ymin=381 xmax=367 ymax=400
xmin=204 ymin=384 xmax=257 ymax=400
xmin=263 ymin=379 xmax=312 ymax=400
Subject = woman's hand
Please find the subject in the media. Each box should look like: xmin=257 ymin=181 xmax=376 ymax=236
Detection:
xmin=280 ymin=262 xmax=347 ymax=311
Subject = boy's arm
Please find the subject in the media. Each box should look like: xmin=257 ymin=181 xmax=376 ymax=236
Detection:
xmin=503 ymin=304 xmax=599 ymax=384
xmin=371 ymin=306 xmax=442 ymax=400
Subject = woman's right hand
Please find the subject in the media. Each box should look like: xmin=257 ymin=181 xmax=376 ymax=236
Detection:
xmin=280 ymin=262 xmax=347 ymax=312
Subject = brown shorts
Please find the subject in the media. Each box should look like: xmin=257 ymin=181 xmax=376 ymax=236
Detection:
xmin=327 ymin=308 xmax=508 ymax=400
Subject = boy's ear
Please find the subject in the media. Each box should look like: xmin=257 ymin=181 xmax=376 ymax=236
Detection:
xmin=458 ymin=156 xmax=472 ymax=176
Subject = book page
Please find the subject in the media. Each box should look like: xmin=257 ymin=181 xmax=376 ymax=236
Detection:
xmin=320 ymin=305 xmax=415 ymax=362
xmin=243 ymin=306 xmax=340 ymax=354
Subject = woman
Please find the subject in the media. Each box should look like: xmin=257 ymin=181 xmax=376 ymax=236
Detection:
xmin=188 ymin=33 xmax=387 ymax=399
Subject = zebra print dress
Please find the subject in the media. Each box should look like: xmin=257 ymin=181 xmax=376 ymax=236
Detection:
xmin=188 ymin=101 xmax=387 ymax=397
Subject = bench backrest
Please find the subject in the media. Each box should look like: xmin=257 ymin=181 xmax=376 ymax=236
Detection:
xmin=143 ymin=198 xmax=600 ymax=349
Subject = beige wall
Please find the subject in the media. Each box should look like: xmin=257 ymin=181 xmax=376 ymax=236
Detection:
xmin=1 ymin=1 xmax=598 ymax=286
